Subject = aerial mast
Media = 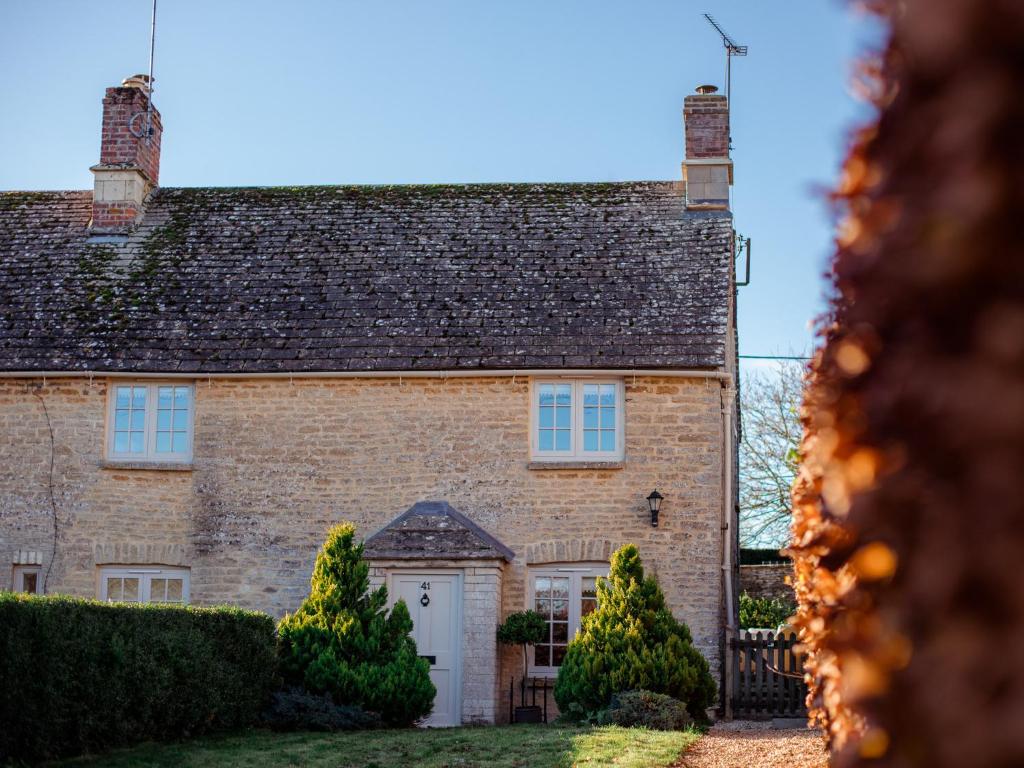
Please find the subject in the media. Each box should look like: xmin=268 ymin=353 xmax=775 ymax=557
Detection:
xmin=145 ymin=0 xmax=157 ymax=144
xmin=703 ymin=13 xmax=747 ymax=150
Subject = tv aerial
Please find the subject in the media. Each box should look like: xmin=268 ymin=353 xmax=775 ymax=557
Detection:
xmin=703 ymin=13 xmax=747 ymax=148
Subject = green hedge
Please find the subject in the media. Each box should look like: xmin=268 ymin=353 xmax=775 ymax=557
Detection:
xmin=739 ymin=548 xmax=789 ymax=565
xmin=0 ymin=592 xmax=278 ymax=764
xmin=738 ymin=592 xmax=795 ymax=629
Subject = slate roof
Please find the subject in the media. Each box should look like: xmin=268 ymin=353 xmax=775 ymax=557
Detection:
xmin=0 ymin=183 xmax=733 ymax=373
xmin=363 ymin=501 xmax=515 ymax=562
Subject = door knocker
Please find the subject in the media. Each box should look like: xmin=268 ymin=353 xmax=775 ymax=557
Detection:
xmin=420 ymin=593 xmax=430 ymax=607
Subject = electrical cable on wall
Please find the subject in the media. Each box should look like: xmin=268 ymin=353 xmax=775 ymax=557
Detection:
xmin=31 ymin=386 xmax=59 ymax=593
xmin=739 ymin=354 xmax=811 ymax=361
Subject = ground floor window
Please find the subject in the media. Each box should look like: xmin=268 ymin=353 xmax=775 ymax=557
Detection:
xmin=98 ymin=567 xmax=190 ymax=604
xmin=12 ymin=565 xmax=41 ymax=594
xmin=527 ymin=563 xmax=608 ymax=675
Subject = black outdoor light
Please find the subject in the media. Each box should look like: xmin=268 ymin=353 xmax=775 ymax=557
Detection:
xmin=647 ymin=489 xmax=664 ymax=528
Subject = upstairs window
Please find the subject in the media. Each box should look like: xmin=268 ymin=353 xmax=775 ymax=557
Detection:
xmin=107 ymin=383 xmax=193 ymax=462
xmin=528 ymin=564 xmax=608 ymax=674
xmin=531 ymin=379 xmax=624 ymax=461
xmin=99 ymin=567 xmax=190 ymax=604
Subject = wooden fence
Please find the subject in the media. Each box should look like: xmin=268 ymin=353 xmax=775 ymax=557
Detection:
xmin=729 ymin=629 xmax=808 ymax=718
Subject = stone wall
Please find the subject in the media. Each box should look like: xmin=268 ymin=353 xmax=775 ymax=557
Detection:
xmin=740 ymin=563 xmax=793 ymax=601
xmin=0 ymin=374 xmax=728 ymax=715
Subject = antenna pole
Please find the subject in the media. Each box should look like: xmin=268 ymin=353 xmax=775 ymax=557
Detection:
xmin=703 ymin=13 xmax=747 ymax=151
xmin=726 ymin=47 xmax=731 ymax=124
xmin=726 ymin=47 xmax=735 ymax=148
xmin=145 ymin=0 xmax=157 ymax=144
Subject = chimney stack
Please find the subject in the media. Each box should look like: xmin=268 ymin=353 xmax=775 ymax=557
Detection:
xmin=90 ymin=75 xmax=162 ymax=232
xmin=681 ymin=85 xmax=731 ymax=210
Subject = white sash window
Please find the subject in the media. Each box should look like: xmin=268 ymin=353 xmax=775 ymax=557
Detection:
xmin=106 ymin=383 xmax=194 ymax=462
xmin=531 ymin=379 xmax=624 ymax=461
xmin=98 ymin=567 xmax=190 ymax=604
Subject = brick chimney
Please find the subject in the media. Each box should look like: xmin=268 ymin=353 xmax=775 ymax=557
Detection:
xmin=90 ymin=75 xmax=162 ymax=232
xmin=681 ymin=85 xmax=732 ymax=210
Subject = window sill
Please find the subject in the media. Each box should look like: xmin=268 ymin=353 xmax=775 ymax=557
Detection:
xmin=100 ymin=460 xmax=194 ymax=472
xmin=526 ymin=671 xmax=558 ymax=681
xmin=527 ymin=460 xmax=625 ymax=471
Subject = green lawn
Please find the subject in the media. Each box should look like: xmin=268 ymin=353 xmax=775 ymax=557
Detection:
xmin=58 ymin=724 xmax=700 ymax=768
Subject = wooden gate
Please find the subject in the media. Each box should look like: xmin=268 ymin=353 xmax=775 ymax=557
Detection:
xmin=729 ymin=629 xmax=809 ymax=718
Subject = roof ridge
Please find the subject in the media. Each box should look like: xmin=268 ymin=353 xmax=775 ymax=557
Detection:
xmin=2 ymin=181 xmax=684 ymax=196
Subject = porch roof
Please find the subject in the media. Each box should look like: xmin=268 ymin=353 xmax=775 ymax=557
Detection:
xmin=363 ymin=500 xmax=514 ymax=562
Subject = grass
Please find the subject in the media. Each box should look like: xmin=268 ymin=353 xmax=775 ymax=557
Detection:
xmin=58 ymin=724 xmax=701 ymax=768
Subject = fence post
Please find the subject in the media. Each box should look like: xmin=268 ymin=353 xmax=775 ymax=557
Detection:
xmin=782 ymin=633 xmax=792 ymax=715
xmin=728 ymin=631 xmax=738 ymax=719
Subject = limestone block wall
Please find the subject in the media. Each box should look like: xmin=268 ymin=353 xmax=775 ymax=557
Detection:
xmin=739 ymin=563 xmax=794 ymax=602
xmin=0 ymin=374 xmax=728 ymax=707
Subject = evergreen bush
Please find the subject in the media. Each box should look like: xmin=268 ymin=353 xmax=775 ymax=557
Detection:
xmin=277 ymin=522 xmax=435 ymax=726
xmin=597 ymin=689 xmax=693 ymax=730
xmin=738 ymin=591 xmax=795 ymax=630
xmin=260 ymin=687 xmax=381 ymax=732
xmin=0 ymin=593 xmax=277 ymax=764
xmin=553 ymin=543 xmax=716 ymax=723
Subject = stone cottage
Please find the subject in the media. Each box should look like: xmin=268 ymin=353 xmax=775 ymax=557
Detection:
xmin=0 ymin=77 xmax=740 ymax=725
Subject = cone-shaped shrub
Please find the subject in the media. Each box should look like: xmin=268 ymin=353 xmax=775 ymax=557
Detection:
xmin=553 ymin=543 xmax=716 ymax=723
xmin=277 ymin=523 xmax=435 ymax=726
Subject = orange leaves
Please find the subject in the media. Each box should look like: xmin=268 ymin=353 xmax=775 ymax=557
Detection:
xmin=848 ymin=542 xmax=897 ymax=582
xmin=790 ymin=0 xmax=1024 ymax=765
xmin=835 ymin=341 xmax=872 ymax=377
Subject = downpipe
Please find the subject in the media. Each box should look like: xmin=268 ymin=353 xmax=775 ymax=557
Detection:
xmin=721 ymin=384 xmax=737 ymax=719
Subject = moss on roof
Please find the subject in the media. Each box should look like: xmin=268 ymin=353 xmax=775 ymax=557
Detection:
xmin=0 ymin=182 xmax=732 ymax=374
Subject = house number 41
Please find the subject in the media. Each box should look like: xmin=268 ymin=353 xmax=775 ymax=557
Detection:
xmin=420 ymin=581 xmax=431 ymax=607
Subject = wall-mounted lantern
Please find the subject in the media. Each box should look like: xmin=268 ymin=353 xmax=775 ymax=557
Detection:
xmin=647 ymin=489 xmax=664 ymax=528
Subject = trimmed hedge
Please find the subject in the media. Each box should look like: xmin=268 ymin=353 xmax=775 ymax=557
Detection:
xmin=0 ymin=592 xmax=278 ymax=763
xmin=739 ymin=548 xmax=789 ymax=565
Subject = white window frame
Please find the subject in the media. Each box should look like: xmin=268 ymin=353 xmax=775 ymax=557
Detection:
xmin=12 ymin=565 xmax=42 ymax=594
xmin=530 ymin=378 xmax=625 ymax=462
xmin=98 ymin=566 xmax=191 ymax=604
xmin=527 ymin=563 xmax=609 ymax=676
xmin=105 ymin=382 xmax=195 ymax=462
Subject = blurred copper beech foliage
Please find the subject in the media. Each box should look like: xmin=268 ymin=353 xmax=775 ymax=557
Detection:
xmin=789 ymin=0 xmax=1024 ymax=765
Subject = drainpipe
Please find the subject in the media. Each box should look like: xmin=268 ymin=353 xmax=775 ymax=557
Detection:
xmin=721 ymin=384 xmax=737 ymax=719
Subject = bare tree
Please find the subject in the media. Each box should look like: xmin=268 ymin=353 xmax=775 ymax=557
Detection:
xmin=739 ymin=361 xmax=804 ymax=547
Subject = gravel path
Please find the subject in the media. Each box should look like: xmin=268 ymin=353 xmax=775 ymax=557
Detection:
xmin=675 ymin=721 xmax=828 ymax=768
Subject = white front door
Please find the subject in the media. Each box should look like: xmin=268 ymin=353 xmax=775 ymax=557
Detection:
xmin=390 ymin=572 xmax=462 ymax=727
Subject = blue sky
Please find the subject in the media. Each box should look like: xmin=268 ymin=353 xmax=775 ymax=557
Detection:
xmin=0 ymin=1 xmax=879 ymax=363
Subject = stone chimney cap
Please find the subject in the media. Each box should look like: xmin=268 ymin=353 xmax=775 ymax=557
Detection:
xmin=121 ymin=74 xmax=153 ymax=90
xmin=695 ymin=84 xmax=719 ymax=95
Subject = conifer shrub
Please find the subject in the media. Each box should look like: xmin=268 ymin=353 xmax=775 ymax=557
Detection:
xmin=276 ymin=523 xmax=436 ymax=726
xmin=553 ymin=543 xmax=716 ymax=723
xmin=260 ymin=687 xmax=381 ymax=732
xmin=596 ymin=689 xmax=693 ymax=731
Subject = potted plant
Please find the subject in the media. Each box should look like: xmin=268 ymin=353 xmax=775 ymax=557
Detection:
xmin=497 ymin=610 xmax=548 ymax=723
